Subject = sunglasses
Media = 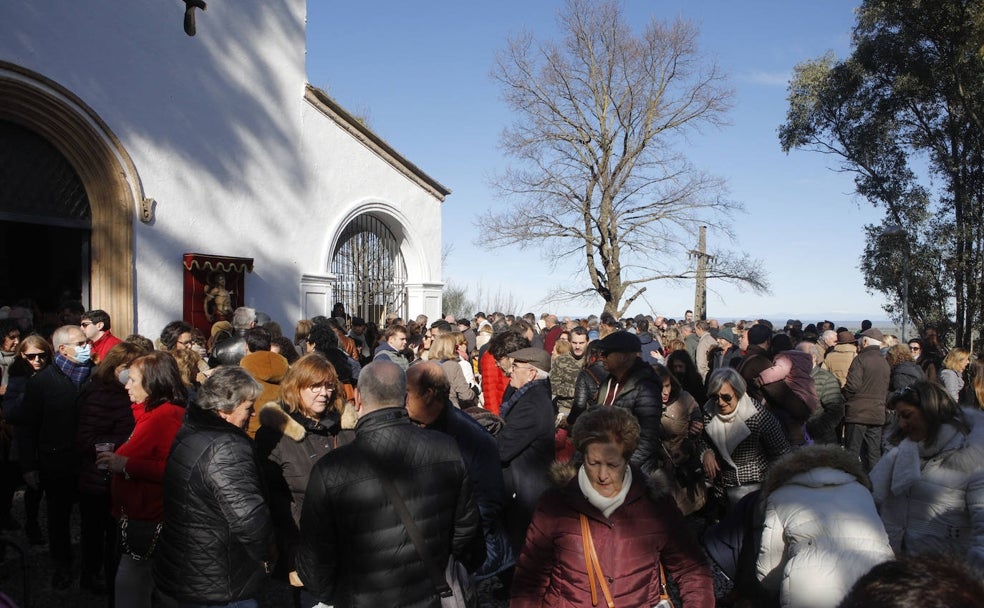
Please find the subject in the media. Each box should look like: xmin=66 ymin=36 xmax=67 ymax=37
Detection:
xmin=24 ymin=352 xmax=47 ymax=361
xmin=713 ymin=393 xmax=734 ymax=404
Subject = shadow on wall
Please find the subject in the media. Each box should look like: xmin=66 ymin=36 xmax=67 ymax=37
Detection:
xmin=0 ymin=0 xmax=310 ymax=207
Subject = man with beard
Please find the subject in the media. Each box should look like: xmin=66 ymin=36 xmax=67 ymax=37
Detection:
xmin=550 ymin=326 xmax=589 ymax=423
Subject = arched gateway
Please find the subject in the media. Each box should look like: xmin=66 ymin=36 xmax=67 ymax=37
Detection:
xmin=0 ymin=62 xmax=140 ymax=334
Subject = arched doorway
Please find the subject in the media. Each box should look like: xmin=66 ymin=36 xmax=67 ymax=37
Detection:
xmin=0 ymin=62 xmax=140 ymax=334
xmin=330 ymin=213 xmax=408 ymax=323
xmin=0 ymin=119 xmax=91 ymax=321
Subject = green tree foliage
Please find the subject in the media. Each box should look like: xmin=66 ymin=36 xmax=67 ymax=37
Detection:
xmin=781 ymin=0 xmax=984 ymax=346
xmin=484 ymin=0 xmax=768 ymax=317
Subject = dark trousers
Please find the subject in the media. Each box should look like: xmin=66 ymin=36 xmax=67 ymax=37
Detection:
xmin=844 ymin=423 xmax=882 ymax=472
xmin=24 ymin=483 xmax=42 ymax=528
xmin=40 ymin=459 xmax=79 ymax=567
xmin=0 ymin=460 xmax=19 ymax=524
xmin=79 ymin=491 xmax=116 ymax=580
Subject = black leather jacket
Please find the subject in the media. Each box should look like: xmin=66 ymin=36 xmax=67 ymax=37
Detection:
xmin=154 ymin=403 xmax=274 ymax=603
xmin=296 ymin=407 xmax=484 ymax=607
xmin=596 ymin=360 xmax=665 ymax=477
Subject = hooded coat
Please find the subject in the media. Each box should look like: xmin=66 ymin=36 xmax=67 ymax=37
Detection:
xmin=239 ymin=350 xmax=289 ymax=437
xmin=510 ymin=464 xmax=714 ymax=608
xmin=255 ymin=400 xmax=356 ymax=575
xmin=756 ymin=446 xmax=894 ymax=608
xmin=870 ymin=407 xmax=984 ymax=570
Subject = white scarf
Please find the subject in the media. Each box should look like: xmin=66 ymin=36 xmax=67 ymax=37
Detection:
xmin=704 ymin=394 xmax=756 ymax=473
xmin=579 ymin=464 xmax=633 ymax=518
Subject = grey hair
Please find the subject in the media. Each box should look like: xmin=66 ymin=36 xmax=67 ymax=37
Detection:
xmin=798 ymin=341 xmax=824 ymax=366
xmin=861 ymin=337 xmax=882 ymax=348
xmin=821 ymin=330 xmax=837 ymax=343
xmin=51 ymin=324 xmax=81 ymax=349
xmin=358 ymin=360 xmax=407 ymax=408
xmin=196 ymin=366 xmax=262 ymax=413
xmin=232 ymin=306 xmax=257 ymax=331
xmin=706 ymin=367 xmax=747 ymax=401
xmin=534 ymin=369 xmax=550 ymax=381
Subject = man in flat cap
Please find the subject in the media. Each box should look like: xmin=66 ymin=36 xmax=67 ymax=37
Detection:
xmin=843 ymin=327 xmax=890 ymax=471
xmin=594 ymin=331 xmax=665 ymax=478
xmin=495 ymin=347 xmax=555 ymax=559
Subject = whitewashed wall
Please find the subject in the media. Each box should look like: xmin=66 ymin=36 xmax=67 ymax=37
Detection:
xmin=0 ymin=0 xmax=444 ymax=337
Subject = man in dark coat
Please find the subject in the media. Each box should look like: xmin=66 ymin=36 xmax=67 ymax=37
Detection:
xmin=21 ymin=324 xmax=92 ymax=589
xmin=406 ymin=361 xmax=512 ymax=579
xmin=496 ymin=347 xmax=555 ymax=554
xmin=843 ymin=328 xmax=891 ymax=471
xmin=594 ymin=331 xmax=664 ymax=477
xmin=296 ymin=361 xmax=484 ymax=606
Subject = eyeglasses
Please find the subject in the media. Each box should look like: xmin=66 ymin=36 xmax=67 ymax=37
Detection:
xmin=24 ymin=352 xmax=46 ymax=361
xmin=909 ymin=345 xmax=921 ymax=352
xmin=307 ymin=383 xmax=335 ymax=393
xmin=713 ymin=393 xmax=734 ymax=404
xmin=65 ymin=341 xmax=86 ymax=348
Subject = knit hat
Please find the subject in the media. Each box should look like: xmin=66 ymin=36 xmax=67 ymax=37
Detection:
xmin=747 ymin=324 xmax=771 ymax=346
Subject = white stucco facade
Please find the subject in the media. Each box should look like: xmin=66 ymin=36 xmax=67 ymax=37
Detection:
xmin=0 ymin=0 xmax=445 ymax=335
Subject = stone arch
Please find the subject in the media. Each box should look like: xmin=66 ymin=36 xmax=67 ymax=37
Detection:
xmin=327 ymin=201 xmax=430 ymax=321
xmin=0 ymin=61 xmax=140 ymax=334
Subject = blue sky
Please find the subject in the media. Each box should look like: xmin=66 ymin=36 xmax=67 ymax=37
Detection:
xmin=306 ymin=1 xmax=888 ymax=322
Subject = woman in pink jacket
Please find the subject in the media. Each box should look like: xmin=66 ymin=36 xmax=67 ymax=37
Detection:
xmin=510 ymin=407 xmax=713 ymax=607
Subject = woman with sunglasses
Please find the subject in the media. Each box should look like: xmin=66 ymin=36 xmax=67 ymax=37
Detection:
xmin=697 ymin=367 xmax=791 ymax=508
xmin=870 ymin=381 xmax=984 ymax=570
xmin=255 ymin=352 xmax=355 ymax=605
xmin=1 ymin=334 xmax=53 ymax=543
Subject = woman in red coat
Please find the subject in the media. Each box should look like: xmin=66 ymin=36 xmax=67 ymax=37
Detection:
xmin=96 ymin=351 xmax=187 ymax=608
xmin=510 ymin=407 xmax=714 ymax=608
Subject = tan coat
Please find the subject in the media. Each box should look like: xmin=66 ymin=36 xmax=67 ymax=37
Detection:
xmin=823 ymin=344 xmax=857 ymax=387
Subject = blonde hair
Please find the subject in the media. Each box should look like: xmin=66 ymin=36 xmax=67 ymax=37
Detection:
xmin=430 ymin=333 xmax=459 ymax=361
xmin=943 ymin=347 xmax=970 ymax=371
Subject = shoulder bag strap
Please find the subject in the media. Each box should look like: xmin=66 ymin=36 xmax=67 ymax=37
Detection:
xmin=658 ymin=561 xmax=674 ymax=606
xmin=579 ymin=514 xmax=615 ymax=608
xmin=358 ymin=445 xmax=452 ymax=598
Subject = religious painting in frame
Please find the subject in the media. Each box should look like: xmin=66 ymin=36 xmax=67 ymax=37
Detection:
xmin=182 ymin=253 xmax=254 ymax=338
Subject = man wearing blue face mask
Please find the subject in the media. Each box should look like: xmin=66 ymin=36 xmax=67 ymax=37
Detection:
xmin=21 ymin=324 xmax=93 ymax=589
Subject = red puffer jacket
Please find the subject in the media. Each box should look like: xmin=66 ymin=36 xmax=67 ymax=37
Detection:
xmin=511 ymin=465 xmax=714 ymax=608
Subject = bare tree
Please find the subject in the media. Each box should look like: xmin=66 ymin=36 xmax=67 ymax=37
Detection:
xmin=484 ymin=0 xmax=768 ymax=317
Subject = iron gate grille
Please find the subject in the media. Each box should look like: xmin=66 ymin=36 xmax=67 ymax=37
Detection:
xmin=330 ymin=214 xmax=407 ymax=324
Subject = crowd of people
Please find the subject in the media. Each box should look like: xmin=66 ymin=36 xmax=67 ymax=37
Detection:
xmin=0 ymin=303 xmax=983 ymax=608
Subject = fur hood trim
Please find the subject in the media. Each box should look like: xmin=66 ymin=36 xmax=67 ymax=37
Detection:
xmin=761 ymin=445 xmax=869 ymax=500
xmin=340 ymin=401 xmax=358 ymax=430
xmin=550 ymin=459 xmax=672 ymax=501
xmin=259 ymin=401 xmax=305 ymax=441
